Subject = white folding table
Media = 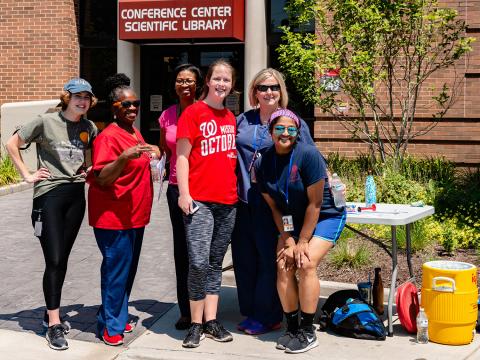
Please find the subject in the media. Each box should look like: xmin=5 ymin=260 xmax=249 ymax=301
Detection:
xmin=345 ymin=203 xmax=435 ymax=336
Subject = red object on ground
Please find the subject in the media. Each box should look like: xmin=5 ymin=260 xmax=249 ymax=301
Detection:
xmin=396 ymin=282 xmax=420 ymax=334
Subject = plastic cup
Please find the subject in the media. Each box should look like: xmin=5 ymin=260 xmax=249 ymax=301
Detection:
xmin=357 ymin=281 xmax=372 ymax=305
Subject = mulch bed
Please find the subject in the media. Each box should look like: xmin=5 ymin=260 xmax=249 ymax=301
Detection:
xmin=317 ymin=234 xmax=480 ymax=288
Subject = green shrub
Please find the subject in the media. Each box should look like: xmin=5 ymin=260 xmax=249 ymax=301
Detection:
xmin=327 ymin=152 xmax=479 ymax=252
xmin=328 ymin=240 xmax=371 ymax=269
xmin=0 ymin=154 xmax=20 ymax=186
xmin=368 ymin=218 xmax=438 ymax=252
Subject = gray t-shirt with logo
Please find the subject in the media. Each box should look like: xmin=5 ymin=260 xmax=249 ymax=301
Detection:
xmin=17 ymin=111 xmax=98 ymax=198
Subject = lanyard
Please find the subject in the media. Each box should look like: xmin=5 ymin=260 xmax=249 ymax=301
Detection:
xmin=274 ymin=148 xmax=295 ymax=205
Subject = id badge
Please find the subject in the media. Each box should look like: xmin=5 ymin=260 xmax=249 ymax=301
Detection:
xmin=282 ymin=215 xmax=294 ymax=232
xmin=33 ymin=210 xmax=42 ymax=237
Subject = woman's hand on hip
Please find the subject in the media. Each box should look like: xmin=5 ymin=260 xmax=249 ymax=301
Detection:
xmin=178 ymin=194 xmax=193 ymax=215
xmin=25 ymin=167 xmax=51 ymax=183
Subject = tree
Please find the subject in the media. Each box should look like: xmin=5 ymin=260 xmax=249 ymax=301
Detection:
xmin=277 ymin=0 xmax=475 ymax=165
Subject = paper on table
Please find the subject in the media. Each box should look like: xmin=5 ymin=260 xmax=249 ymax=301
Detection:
xmin=156 ymin=154 xmax=167 ymax=202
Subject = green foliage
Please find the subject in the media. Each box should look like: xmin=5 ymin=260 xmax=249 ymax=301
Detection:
xmin=328 ymin=239 xmax=371 ymax=269
xmin=329 ymin=153 xmax=479 ymax=253
xmin=368 ymin=218 xmax=437 ymax=252
xmin=0 ymin=154 xmax=20 ymax=186
xmin=278 ymin=0 xmax=475 ymax=164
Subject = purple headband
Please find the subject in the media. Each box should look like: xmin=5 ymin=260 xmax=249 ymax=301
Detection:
xmin=269 ymin=109 xmax=300 ymax=128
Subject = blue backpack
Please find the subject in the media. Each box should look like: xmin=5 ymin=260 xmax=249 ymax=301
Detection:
xmin=318 ymin=290 xmax=386 ymax=340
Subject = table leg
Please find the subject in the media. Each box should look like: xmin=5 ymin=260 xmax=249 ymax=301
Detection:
xmin=406 ymin=223 xmax=413 ymax=278
xmin=388 ymin=225 xmax=398 ymax=337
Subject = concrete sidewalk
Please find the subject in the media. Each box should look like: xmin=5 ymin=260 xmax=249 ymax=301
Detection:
xmin=2 ymin=276 xmax=480 ymax=359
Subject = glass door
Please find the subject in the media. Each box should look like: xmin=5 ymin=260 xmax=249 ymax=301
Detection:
xmin=140 ymin=44 xmax=244 ymax=145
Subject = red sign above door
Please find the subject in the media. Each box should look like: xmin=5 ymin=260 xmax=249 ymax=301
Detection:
xmin=119 ymin=0 xmax=245 ymax=41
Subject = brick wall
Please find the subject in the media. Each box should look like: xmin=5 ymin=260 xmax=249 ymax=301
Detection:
xmin=0 ymin=0 xmax=80 ymax=107
xmin=314 ymin=0 xmax=480 ymax=165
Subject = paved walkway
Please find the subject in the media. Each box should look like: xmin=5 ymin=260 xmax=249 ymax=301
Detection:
xmin=1 ymin=187 xmax=480 ymax=359
xmin=0 ymin=186 xmax=177 ymax=343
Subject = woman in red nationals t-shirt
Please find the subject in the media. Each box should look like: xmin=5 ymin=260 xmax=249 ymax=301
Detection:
xmin=176 ymin=59 xmax=238 ymax=348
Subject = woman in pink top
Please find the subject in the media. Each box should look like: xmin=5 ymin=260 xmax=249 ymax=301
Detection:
xmin=158 ymin=64 xmax=202 ymax=330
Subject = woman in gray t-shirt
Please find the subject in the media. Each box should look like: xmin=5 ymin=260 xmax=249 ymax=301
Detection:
xmin=5 ymin=78 xmax=98 ymax=351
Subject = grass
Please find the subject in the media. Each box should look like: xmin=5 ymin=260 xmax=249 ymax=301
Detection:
xmin=0 ymin=153 xmax=20 ymax=186
xmin=328 ymin=239 xmax=371 ymax=269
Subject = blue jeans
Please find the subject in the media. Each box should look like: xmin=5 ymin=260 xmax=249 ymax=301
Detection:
xmin=94 ymin=227 xmax=144 ymax=336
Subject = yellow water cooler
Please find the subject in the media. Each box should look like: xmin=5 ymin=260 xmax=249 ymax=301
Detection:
xmin=421 ymin=261 xmax=478 ymax=345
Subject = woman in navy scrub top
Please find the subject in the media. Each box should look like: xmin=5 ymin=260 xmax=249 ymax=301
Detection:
xmin=232 ymin=68 xmax=314 ymax=335
xmin=254 ymin=109 xmax=346 ymax=354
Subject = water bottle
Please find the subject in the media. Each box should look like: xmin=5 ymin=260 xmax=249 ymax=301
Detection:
xmin=365 ymin=174 xmax=377 ymax=207
xmin=416 ymin=307 xmax=429 ymax=344
xmin=330 ymin=173 xmax=346 ymax=207
xmin=150 ymin=153 xmax=161 ymax=183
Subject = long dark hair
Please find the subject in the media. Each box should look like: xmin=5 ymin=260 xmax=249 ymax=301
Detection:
xmin=200 ymin=59 xmax=236 ymax=100
xmin=173 ymin=64 xmax=203 ymax=99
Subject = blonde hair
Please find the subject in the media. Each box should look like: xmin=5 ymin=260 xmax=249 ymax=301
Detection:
xmin=248 ymin=68 xmax=288 ymax=108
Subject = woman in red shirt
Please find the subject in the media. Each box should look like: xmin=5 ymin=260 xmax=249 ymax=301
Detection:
xmin=176 ymin=59 xmax=237 ymax=348
xmin=88 ymin=73 xmax=158 ymax=346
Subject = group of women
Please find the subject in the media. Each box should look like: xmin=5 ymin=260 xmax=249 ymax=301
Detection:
xmin=6 ymin=59 xmax=345 ymax=355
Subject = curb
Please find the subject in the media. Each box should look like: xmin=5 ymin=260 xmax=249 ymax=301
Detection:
xmin=222 ymin=271 xmax=392 ymax=301
xmin=0 ymin=181 xmax=32 ymax=197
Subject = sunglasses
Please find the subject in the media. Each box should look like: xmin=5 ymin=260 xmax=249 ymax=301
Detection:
xmin=273 ymin=125 xmax=298 ymax=137
xmin=256 ymin=84 xmax=281 ymax=92
xmin=176 ymin=78 xmax=196 ymax=86
xmin=114 ymin=99 xmax=141 ymax=108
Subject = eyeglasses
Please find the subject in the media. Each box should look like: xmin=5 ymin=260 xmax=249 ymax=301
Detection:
xmin=256 ymin=84 xmax=281 ymax=92
xmin=176 ymin=78 xmax=196 ymax=86
xmin=273 ymin=125 xmax=298 ymax=137
xmin=113 ymin=99 xmax=141 ymax=108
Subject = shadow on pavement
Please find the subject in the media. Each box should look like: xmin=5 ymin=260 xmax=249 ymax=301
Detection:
xmin=0 ymin=299 xmax=175 ymax=343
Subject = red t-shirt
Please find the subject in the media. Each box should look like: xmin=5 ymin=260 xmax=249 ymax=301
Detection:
xmin=176 ymin=101 xmax=237 ymax=205
xmin=88 ymin=123 xmax=153 ymax=229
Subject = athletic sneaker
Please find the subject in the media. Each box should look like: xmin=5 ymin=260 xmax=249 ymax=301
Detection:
xmin=203 ymin=319 xmax=233 ymax=342
xmin=42 ymin=310 xmax=71 ymax=334
xmin=244 ymin=320 xmax=282 ymax=335
xmin=182 ymin=323 xmax=205 ymax=348
xmin=102 ymin=329 xmax=124 ymax=346
xmin=275 ymin=330 xmax=297 ymax=350
xmin=46 ymin=324 xmax=69 ymax=350
xmin=124 ymin=323 xmax=134 ymax=333
xmin=284 ymin=328 xmax=319 ymax=354
xmin=237 ymin=317 xmax=253 ymax=331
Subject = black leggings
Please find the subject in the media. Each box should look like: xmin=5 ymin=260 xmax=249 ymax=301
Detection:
xmin=31 ymin=183 xmax=86 ymax=310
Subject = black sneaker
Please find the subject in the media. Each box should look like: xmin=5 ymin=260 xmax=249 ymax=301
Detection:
xmin=284 ymin=328 xmax=318 ymax=354
xmin=276 ymin=330 xmax=297 ymax=350
xmin=203 ymin=319 xmax=233 ymax=342
xmin=46 ymin=324 xmax=69 ymax=350
xmin=182 ymin=323 xmax=205 ymax=348
xmin=42 ymin=310 xmax=71 ymax=334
